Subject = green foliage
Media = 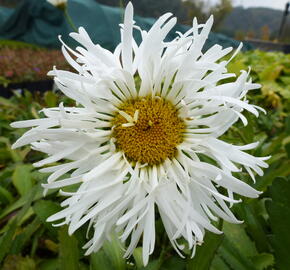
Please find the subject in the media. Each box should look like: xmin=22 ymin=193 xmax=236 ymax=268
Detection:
xmin=266 ymin=177 xmax=290 ymax=270
xmin=0 ymin=49 xmax=289 ymax=269
xmin=58 ymin=226 xmax=80 ymax=270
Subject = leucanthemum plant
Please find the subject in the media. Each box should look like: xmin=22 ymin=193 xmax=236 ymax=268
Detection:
xmin=11 ymin=2 xmax=269 ymax=265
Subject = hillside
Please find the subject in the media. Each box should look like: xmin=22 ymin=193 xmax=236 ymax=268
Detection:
xmin=218 ymin=6 xmax=288 ymax=39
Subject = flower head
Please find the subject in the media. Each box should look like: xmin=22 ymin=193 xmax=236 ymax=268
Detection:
xmin=11 ymin=2 xmax=268 ymax=265
xmin=47 ymin=0 xmax=67 ymax=9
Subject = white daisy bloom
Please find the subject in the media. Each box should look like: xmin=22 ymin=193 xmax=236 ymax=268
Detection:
xmin=47 ymin=0 xmax=67 ymax=8
xmin=11 ymin=2 xmax=269 ymax=265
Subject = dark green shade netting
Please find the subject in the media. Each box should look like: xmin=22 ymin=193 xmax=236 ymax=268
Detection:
xmin=0 ymin=0 xmax=252 ymax=51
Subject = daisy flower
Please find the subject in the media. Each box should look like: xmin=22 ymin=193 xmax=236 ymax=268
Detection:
xmin=11 ymin=2 xmax=268 ymax=265
xmin=47 ymin=0 xmax=67 ymax=9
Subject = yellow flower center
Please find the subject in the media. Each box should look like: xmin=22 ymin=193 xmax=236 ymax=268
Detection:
xmin=112 ymin=96 xmax=185 ymax=165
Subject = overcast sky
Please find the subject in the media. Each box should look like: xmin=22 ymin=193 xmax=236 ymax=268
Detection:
xmin=232 ymin=0 xmax=288 ymax=10
xmin=208 ymin=0 xmax=288 ymax=10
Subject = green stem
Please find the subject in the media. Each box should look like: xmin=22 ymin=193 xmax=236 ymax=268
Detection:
xmin=64 ymin=8 xmax=78 ymax=32
xmin=218 ymin=218 xmax=224 ymax=231
xmin=157 ymin=245 xmax=167 ymax=269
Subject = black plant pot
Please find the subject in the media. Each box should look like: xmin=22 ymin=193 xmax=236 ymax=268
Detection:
xmin=0 ymin=80 xmax=54 ymax=98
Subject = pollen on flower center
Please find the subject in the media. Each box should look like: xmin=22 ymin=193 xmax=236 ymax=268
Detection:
xmin=112 ymin=96 xmax=185 ymax=165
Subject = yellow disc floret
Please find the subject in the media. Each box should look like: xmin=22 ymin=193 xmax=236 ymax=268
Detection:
xmin=112 ymin=96 xmax=185 ymax=165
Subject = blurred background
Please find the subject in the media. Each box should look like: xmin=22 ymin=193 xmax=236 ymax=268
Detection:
xmin=0 ymin=0 xmax=289 ymax=97
xmin=0 ymin=0 xmax=289 ymax=49
xmin=1 ymin=0 xmax=290 ymax=39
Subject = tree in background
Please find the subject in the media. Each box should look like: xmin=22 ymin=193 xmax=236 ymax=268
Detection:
xmin=234 ymin=30 xmax=245 ymax=41
xmin=260 ymin=25 xmax=270 ymax=41
xmin=245 ymin=29 xmax=256 ymax=39
xmin=183 ymin=0 xmax=232 ymax=29
xmin=96 ymin=0 xmax=232 ymax=27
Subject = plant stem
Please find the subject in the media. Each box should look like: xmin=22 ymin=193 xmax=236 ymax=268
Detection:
xmin=64 ymin=8 xmax=78 ymax=32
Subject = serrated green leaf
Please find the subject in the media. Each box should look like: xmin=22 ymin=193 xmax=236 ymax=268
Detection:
xmin=266 ymin=177 xmax=290 ymax=270
xmin=58 ymin=226 xmax=79 ymax=270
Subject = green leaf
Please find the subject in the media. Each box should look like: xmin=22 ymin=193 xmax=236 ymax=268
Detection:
xmin=39 ymin=259 xmax=59 ymax=270
xmin=44 ymin=91 xmax=58 ymax=107
xmin=251 ymin=253 xmax=274 ymax=270
xmin=103 ymin=234 xmax=126 ymax=270
xmin=90 ymin=250 xmax=113 ymax=270
xmin=33 ymin=200 xmax=61 ymax=236
xmin=161 ymin=256 xmax=186 ymax=270
xmin=234 ymin=203 xmax=269 ymax=252
xmin=0 ymin=136 xmax=23 ymax=162
xmin=33 ymin=200 xmax=61 ymax=223
xmin=266 ymin=177 xmax=290 ymax=270
xmin=133 ymin=247 xmax=144 ymax=269
xmin=210 ymin=256 xmax=231 ymax=270
xmin=218 ymin=237 xmax=257 ymax=270
xmin=285 ymin=143 xmax=290 ymax=158
xmin=0 ymin=184 xmax=55 ymax=220
xmin=0 ymin=217 xmax=18 ymax=263
xmin=222 ymin=222 xmax=257 ymax=258
xmin=140 ymin=260 xmax=160 ymax=270
xmin=58 ymin=226 xmax=80 ymax=270
xmin=187 ymin=231 xmax=224 ymax=270
xmin=2 ymin=255 xmax=36 ymax=270
xmin=0 ymin=185 xmax=38 ymax=263
xmin=0 ymin=186 xmax=13 ymax=205
xmin=10 ymin=217 xmax=41 ymax=254
xmin=0 ymin=97 xmax=17 ymax=108
xmin=135 ymin=245 xmax=166 ymax=270
xmin=255 ymin=163 xmax=290 ymax=191
xmin=259 ymin=65 xmax=284 ymax=81
xmin=12 ymin=164 xmax=33 ymax=196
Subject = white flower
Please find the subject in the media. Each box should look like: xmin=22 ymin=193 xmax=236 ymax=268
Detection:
xmin=11 ymin=2 xmax=269 ymax=265
xmin=47 ymin=0 xmax=67 ymax=8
